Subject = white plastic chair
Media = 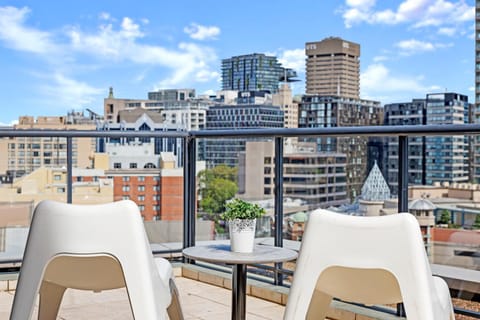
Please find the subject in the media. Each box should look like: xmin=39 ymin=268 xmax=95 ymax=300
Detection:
xmin=10 ymin=200 xmax=183 ymax=320
xmin=284 ymin=209 xmax=454 ymax=320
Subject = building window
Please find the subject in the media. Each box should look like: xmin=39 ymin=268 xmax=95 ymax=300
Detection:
xmin=57 ymin=187 xmax=65 ymax=193
xmin=153 ymin=195 xmax=160 ymax=201
xmin=54 ymin=175 xmax=61 ymax=181
xmin=77 ymin=177 xmax=83 ymax=182
xmin=122 ymin=186 xmax=130 ymax=192
xmin=138 ymin=185 xmax=145 ymax=192
xmin=153 ymin=205 xmax=160 ymax=211
xmin=114 ymin=163 xmax=122 ymax=169
xmin=129 ymin=163 xmax=137 ymax=169
xmin=153 ymin=176 xmax=160 ymax=181
xmin=138 ymin=205 xmax=145 ymax=212
xmin=153 ymin=186 xmax=160 ymax=191
xmin=122 ymin=195 xmax=130 ymax=200
xmin=138 ymin=195 xmax=145 ymax=201
xmin=122 ymin=176 xmax=130 ymax=182
xmin=138 ymin=176 xmax=145 ymax=182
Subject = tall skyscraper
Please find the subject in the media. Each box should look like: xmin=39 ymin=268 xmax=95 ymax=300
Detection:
xmin=305 ymin=37 xmax=360 ymax=99
xmin=221 ymin=53 xmax=297 ymax=94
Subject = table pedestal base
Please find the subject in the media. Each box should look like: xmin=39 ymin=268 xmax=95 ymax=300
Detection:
xmin=232 ymin=264 xmax=247 ymax=320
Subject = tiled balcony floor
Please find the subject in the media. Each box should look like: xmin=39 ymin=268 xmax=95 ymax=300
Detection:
xmin=0 ymin=276 xmax=285 ymax=319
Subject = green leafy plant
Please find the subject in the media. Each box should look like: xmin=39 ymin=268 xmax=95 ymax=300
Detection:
xmin=220 ymin=198 xmax=265 ymax=221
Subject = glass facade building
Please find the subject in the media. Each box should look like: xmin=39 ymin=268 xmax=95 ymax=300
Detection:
xmin=384 ymin=99 xmax=427 ymax=194
xmin=205 ymin=104 xmax=284 ymax=168
xmin=425 ymin=93 xmax=470 ymax=185
xmin=384 ymin=93 xmax=470 ymax=192
xmin=221 ymin=53 xmax=296 ymax=93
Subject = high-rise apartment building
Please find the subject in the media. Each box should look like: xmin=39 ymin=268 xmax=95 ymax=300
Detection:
xmin=305 ymin=37 xmax=360 ymax=99
xmin=221 ymin=53 xmax=297 ymax=94
xmin=425 ymin=93 xmax=470 ymax=185
xmin=384 ymin=99 xmax=427 ymax=194
xmin=384 ymin=93 xmax=470 ymax=192
xmin=298 ymin=95 xmax=383 ymax=201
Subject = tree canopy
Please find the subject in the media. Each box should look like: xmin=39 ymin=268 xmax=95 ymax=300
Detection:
xmin=198 ymin=165 xmax=238 ymax=215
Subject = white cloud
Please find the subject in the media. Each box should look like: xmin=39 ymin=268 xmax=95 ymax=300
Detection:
xmin=277 ymin=49 xmax=305 ymax=73
xmin=202 ymin=89 xmax=216 ymax=96
xmin=66 ymin=17 xmax=219 ymax=86
xmin=38 ymin=72 xmax=104 ymax=108
xmin=373 ymin=55 xmax=388 ymax=62
xmin=0 ymin=119 xmax=18 ymax=126
xmin=183 ymin=23 xmax=220 ymax=40
xmin=341 ymin=0 xmax=474 ymax=31
xmin=0 ymin=6 xmax=221 ymax=108
xmin=0 ymin=6 xmax=56 ymax=54
xmin=438 ymin=27 xmax=457 ymax=36
xmin=346 ymin=0 xmax=375 ymax=9
xmin=395 ymin=39 xmax=435 ymax=55
xmin=361 ymin=63 xmax=438 ymax=102
xmin=99 ymin=12 xmax=112 ymax=21
xmin=394 ymin=39 xmax=452 ymax=56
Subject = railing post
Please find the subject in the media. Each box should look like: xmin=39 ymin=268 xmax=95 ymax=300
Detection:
xmin=274 ymin=137 xmax=284 ymax=285
xmin=398 ymin=135 xmax=408 ymax=213
xmin=397 ymin=135 xmax=408 ymax=317
xmin=183 ymin=136 xmax=196 ymax=257
xmin=66 ymin=137 xmax=73 ymax=204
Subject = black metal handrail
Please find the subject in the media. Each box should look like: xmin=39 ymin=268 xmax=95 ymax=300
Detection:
xmin=1 ymin=124 xmax=480 ymax=317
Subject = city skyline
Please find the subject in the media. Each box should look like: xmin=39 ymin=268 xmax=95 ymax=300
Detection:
xmin=0 ymin=0 xmax=475 ymax=125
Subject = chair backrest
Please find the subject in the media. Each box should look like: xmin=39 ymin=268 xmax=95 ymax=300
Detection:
xmin=285 ymin=209 xmax=443 ymax=319
xmin=12 ymin=200 xmax=170 ymax=319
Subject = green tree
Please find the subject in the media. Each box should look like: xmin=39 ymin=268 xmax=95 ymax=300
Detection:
xmin=437 ymin=210 xmax=451 ymax=225
xmin=473 ymin=215 xmax=480 ymax=229
xmin=198 ymin=165 xmax=238 ymax=216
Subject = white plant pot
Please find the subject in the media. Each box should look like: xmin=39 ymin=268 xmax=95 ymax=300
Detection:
xmin=228 ymin=218 xmax=256 ymax=253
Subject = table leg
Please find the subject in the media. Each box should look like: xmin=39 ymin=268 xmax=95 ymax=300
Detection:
xmin=232 ymin=264 xmax=247 ymax=320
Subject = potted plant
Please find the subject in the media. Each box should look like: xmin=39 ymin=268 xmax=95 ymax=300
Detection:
xmin=221 ymin=198 xmax=266 ymax=253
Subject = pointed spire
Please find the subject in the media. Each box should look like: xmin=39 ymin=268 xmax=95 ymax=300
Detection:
xmin=361 ymin=161 xmax=391 ymax=201
xmin=108 ymin=87 xmax=114 ymax=99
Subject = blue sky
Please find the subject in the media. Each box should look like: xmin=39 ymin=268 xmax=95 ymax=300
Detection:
xmin=0 ymin=0 xmax=475 ymax=125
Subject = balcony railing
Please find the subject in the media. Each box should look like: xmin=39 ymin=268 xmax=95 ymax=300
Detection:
xmin=1 ymin=123 xmax=480 ymax=318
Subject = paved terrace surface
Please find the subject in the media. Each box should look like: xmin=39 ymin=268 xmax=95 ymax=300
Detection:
xmin=0 ymin=276 xmax=285 ymax=319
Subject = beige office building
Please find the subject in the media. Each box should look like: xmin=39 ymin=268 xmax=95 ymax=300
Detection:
xmin=239 ymin=141 xmax=349 ymax=209
xmin=0 ymin=115 xmax=96 ymax=176
xmin=272 ymin=84 xmax=298 ymax=129
xmin=305 ymin=37 xmax=360 ymax=99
